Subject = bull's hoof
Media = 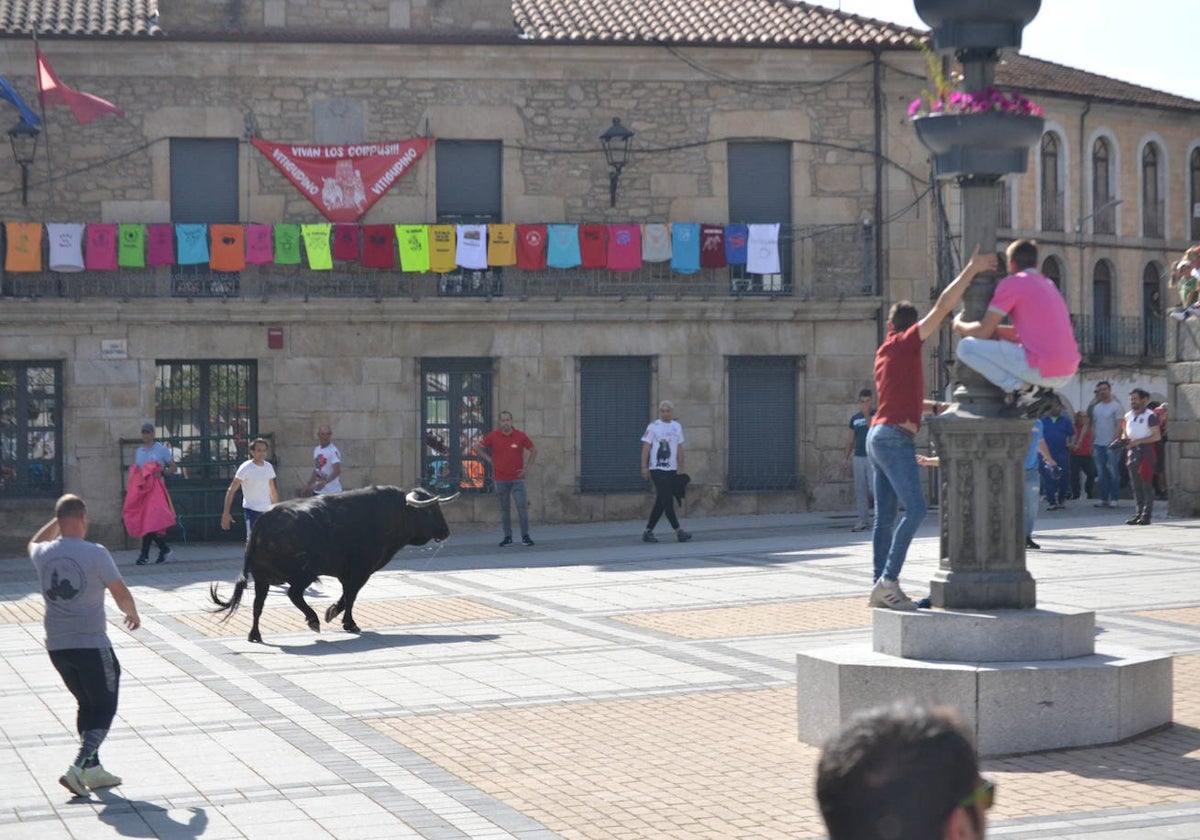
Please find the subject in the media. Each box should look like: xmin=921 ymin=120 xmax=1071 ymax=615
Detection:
xmin=324 ymin=604 xmax=342 ymax=623
xmin=343 ymin=621 xmax=361 ymax=634
xmin=248 ymin=631 xmax=263 ymax=643
xmin=307 ymin=618 xmax=321 ymax=633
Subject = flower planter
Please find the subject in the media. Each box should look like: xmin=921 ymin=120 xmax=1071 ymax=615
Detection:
xmin=914 ymin=112 xmax=1045 ymax=178
xmin=915 ymin=0 xmax=1041 ymax=52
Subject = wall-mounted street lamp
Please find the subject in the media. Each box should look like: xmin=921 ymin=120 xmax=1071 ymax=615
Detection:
xmin=1075 ymin=197 xmax=1123 ymax=323
xmin=8 ymin=120 xmax=39 ymax=206
xmin=599 ymin=117 xmax=634 ymax=207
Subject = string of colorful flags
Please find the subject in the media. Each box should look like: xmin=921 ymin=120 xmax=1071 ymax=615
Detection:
xmin=3 ymin=221 xmax=784 ymax=275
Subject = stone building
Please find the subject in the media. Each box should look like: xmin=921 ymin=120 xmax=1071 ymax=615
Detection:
xmin=0 ymin=1 xmax=1195 ymax=550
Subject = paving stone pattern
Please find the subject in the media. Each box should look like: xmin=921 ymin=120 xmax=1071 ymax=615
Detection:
xmin=1 ymin=507 xmax=1199 ymax=838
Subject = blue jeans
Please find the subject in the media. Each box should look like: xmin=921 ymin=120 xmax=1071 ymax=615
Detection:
xmin=1093 ymin=445 xmax=1122 ymax=503
xmin=1024 ymin=466 xmax=1040 ymax=537
xmin=867 ymin=424 xmax=927 ymax=582
xmin=244 ymin=507 xmax=265 ymax=542
xmin=495 ymin=479 xmax=529 ymax=538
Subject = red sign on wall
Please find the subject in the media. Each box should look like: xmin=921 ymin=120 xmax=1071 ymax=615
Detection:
xmin=251 ymin=137 xmax=434 ymax=223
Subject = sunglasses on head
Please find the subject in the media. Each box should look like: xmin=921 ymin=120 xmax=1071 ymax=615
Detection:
xmin=958 ymin=776 xmax=997 ymax=812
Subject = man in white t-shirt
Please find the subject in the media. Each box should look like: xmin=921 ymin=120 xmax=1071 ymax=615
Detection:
xmin=1119 ymin=388 xmax=1162 ymax=526
xmin=640 ymin=400 xmax=691 ymax=544
xmin=303 ymin=425 xmax=343 ymax=495
xmin=220 ymin=438 xmax=279 ymax=541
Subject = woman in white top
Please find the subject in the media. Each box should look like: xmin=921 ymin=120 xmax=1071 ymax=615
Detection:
xmin=220 ymin=438 xmax=279 ymax=541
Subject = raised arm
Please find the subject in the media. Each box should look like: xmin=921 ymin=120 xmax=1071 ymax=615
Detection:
xmin=918 ymin=246 xmax=998 ymax=342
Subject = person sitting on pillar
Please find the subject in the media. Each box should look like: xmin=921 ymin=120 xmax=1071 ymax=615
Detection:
xmin=867 ymin=245 xmax=997 ymax=612
xmin=951 ymin=239 xmax=1081 ymax=418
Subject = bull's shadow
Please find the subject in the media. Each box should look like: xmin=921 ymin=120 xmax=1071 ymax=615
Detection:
xmin=271 ymin=630 xmax=500 ymax=655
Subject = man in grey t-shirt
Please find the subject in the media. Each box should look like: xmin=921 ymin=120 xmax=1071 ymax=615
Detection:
xmin=30 ymin=494 xmax=141 ymax=797
xmin=1088 ymin=381 xmax=1125 ymax=508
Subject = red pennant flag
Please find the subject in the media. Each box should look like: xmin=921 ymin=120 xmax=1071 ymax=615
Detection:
xmin=36 ymin=48 xmax=124 ymax=125
xmin=251 ymin=138 xmax=433 ymax=223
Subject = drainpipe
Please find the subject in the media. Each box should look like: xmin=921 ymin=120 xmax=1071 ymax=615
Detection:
xmin=872 ymin=47 xmax=885 ymax=346
xmin=1077 ymin=100 xmax=1092 ymax=324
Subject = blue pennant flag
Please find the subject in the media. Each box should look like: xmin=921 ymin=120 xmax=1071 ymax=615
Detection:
xmin=0 ymin=75 xmax=41 ymax=127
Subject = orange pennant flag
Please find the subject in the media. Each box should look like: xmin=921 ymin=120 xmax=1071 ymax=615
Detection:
xmin=36 ymin=47 xmax=124 ymax=125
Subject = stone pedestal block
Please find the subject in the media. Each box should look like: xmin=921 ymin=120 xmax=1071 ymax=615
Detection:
xmin=797 ymin=643 xmax=1172 ymax=757
xmin=873 ymin=607 xmax=1095 ymax=661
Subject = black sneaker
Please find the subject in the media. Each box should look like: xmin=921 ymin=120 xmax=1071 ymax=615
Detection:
xmin=521 ymin=534 xmax=534 ymax=546
xmin=676 ymin=529 xmax=692 ymax=543
xmin=642 ymin=529 xmax=658 ymax=543
xmin=498 ymin=536 xmax=513 ymax=547
xmin=135 ymin=554 xmax=149 ymax=566
xmin=156 ymin=547 xmax=172 ymax=564
xmin=1025 ymin=536 xmax=1040 ymax=549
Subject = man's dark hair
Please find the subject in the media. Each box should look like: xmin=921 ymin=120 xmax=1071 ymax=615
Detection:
xmin=1097 ymin=380 xmax=1110 ymax=389
xmin=1005 ymin=239 xmax=1039 ymax=271
xmin=816 ymin=703 xmax=979 ymax=840
xmin=888 ymin=301 xmax=920 ymax=333
xmin=858 ymin=389 xmax=873 ymax=399
xmin=1130 ymin=388 xmax=1150 ymax=400
xmin=55 ymin=494 xmax=87 ymax=521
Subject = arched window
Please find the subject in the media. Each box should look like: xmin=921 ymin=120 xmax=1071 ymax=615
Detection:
xmin=1092 ymin=260 xmax=1113 ymax=355
xmin=1040 ymin=134 xmax=1063 ymax=231
xmin=1093 ymin=138 xmax=1115 ymax=234
xmin=1142 ymin=144 xmax=1162 ymax=238
xmin=1190 ymin=147 xmax=1200 ymax=240
xmin=1143 ymin=262 xmax=1164 ymax=357
xmin=1041 ymin=255 xmax=1063 ymax=290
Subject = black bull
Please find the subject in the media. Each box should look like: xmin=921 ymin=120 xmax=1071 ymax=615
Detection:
xmin=210 ymin=486 xmax=452 ymax=643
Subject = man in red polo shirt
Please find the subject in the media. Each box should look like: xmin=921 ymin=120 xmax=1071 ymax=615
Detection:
xmin=868 ymin=246 xmax=997 ymax=610
xmin=475 ymin=411 xmax=537 ymax=547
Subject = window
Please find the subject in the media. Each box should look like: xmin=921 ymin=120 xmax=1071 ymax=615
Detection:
xmin=1191 ymin=148 xmax=1200 ymax=241
xmin=1143 ymin=262 xmax=1165 ymax=357
xmin=1092 ymin=138 xmax=1115 ymax=235
xmin=997 ymin=178 xmax=1012 ymax=229
xmin=579 ymin=357 xmax=651 ymax=492
xmin=421 ymin=358 xmax=492 ymax=493
xmin=170 ymin=138 xmax=240 ymax=297
xmin=728 ymin=356 xmax=799 ymax=491
xmin=1091 ymin=260 xmax=1113 ymax=356
xmin=1040 ymin=134 xmax=1064 ymax=231
xmin=436 ymin=140 xmax=502 ymax=297
xmin=1142 ymin=144 xmax=1163 ymax=238
xmin=0 ymin=361 xmax=63 ymax=497
xmin=728 ymin=142 xmax=792 ymax=294
xmin=1041 ymin=256 xmax=1064 ymax=292
xmin=151 ymin=360 xmax=258 ymax=541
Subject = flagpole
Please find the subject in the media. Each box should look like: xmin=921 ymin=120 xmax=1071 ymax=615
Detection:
xmin=31 ymin=23 xmax=56 ymax=216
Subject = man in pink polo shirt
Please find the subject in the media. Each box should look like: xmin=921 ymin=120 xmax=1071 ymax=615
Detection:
xmin=952 ymin=239 xmax=1081 ymax=418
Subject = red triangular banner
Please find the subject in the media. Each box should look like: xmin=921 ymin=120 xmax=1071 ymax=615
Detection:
xmin=251 ymin=137 xmax=434 ymax=223
xmin=36 ymin=47 xmax=124 ymax=125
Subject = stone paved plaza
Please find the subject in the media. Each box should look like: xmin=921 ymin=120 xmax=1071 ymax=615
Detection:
xmin=1 ymin=502 xmax=1199 ymax=839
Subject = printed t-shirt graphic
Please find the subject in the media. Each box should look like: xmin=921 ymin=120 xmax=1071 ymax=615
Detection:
xmin=670 ymin=223 xmax=701 ymax=274
xmin=361 ymin=225 xmax=396 ymax=268
xmin=397 ymin=225 xmax=430 ymax=272
xmin=209 ymin=225 xmax=246 ymax=272
xmin=332 ymin=224 xmax=360 ymax=262
xmin=146 ymin=224 xmax=175 ymax=266
xmin=606 ymin=224 xmax=642 ymax=271
xmin=486 ymin=224 xmax=516 ymax=266
xmin=516 ymin=224 xmax=547 ymax=270
xmin=273 ymin=224 xmax=302 ymax=265
xmin=117 ymin=224 xmax=146 ymax=268
xmin=47 ymin=223 xmax=85 ymax=272
xmin=747 ymin=223 xmax=781 ymax=275
xmin=428 ymin=225 xmax=457 ymax=273
xmin=579 ymin=224 xmax=607 ymax=268
xmin=546 ymin=224 xmax=581 ymax=269
xmin=175 ymin=224 xmax=209 ymax=266
xmin=300 ymin=223 xmax=333 ymax=270
xmin=700 ymin=224 xmax=727 ymax=268
xmin=724 ymin=224 xmax=748 ymax=265
xmin=642 ymin=223 xmax=671 ymax=263
xmin=245 ymin=224 xmax=273 ymax=265
xmin=455 ymin=224 xmax=488 ymax=270
xmin=5 ymin=222 xmax=42 ymax=272
xmin=86 ymin=223 xmax=119 ymax=270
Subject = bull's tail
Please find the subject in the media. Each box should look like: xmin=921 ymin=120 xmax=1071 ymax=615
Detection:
xmin=210 ymin=540 xmax=258 ymax=621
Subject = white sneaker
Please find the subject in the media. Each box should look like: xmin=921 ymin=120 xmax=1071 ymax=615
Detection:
xmin=80 ymin=765 xmax=122 ymax=788
xmin=869 ymin=578 xmax=918 ymax=611
xmin=59 ymin=765 xmax=89 ymax=797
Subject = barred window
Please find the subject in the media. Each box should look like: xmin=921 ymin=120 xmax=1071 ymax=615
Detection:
xmin=0 ymin=361 xmax=63 ymax=497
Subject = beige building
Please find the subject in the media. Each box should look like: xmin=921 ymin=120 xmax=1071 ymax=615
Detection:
xmin=0 ymin=1 xmax=1195 ymax=550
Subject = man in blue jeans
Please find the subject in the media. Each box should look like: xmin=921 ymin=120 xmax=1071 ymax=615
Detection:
xmin=475 ymin=411 xmax=537 ymax=547
xmin=868 ymin=246 xmax=997 ymax=610
xmin=1088 ymin=381 xmax=1124 ymax=508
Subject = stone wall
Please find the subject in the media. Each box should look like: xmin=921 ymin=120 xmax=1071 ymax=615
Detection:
xmin=1166 ymin=320 xmax=1200 ymax=517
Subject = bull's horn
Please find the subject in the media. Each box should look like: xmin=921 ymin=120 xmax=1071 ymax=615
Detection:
xmin=406 ymin=489 xmax=439 ymax=508
xmin=437 ymin=491 xmax=460 ymax=503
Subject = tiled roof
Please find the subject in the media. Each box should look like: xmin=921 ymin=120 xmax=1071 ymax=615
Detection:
xmin=0 ymin=0 xmax=161 ymax=37
xmin=512 ymin=0 xmax=921 ymax=47
xmin=996 ymin=53 xmax=1200 ymax=111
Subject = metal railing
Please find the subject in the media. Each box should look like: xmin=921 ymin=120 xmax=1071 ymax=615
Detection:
xmin=1072 ymin=314 xmax=1164 ymax=359
xmin=1041 ymin=194 xmax=1065 ymax=231
xmin=1142 ymin=200 xmax=1164 ymax=238
xmin=0 ymin=225 xmax=878 ymax=302
xmin=1093 ymin=200 xmax=1117 ymax=235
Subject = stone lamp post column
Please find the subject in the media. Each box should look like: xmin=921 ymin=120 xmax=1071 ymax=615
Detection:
xmin=912 ymin=0 xmax=1044 ymax=609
